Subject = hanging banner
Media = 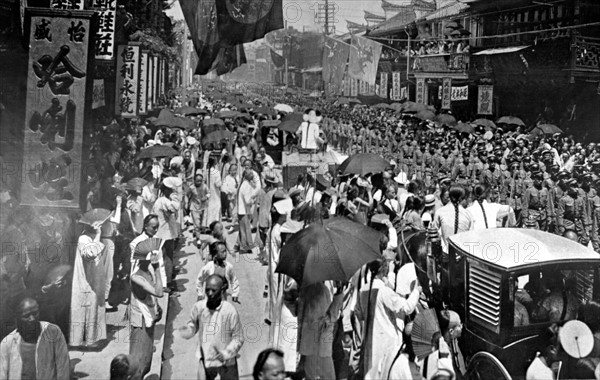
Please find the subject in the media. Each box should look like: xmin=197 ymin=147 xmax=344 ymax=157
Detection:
xmin=451 ymin=85 xmax=468 ymax=101
xmin=379 ymin=72 xmax=388 ymax=99
xmin=91 ymin=0 xmax=116 ymax=60
xmin=423 ymin=82 xmax=429 ymax=105
xmin=375 ymin=84 xmax=380 ymax=97
xmin=147 ymin=54 xmax=154 ymax=110
xmin=401 ymin=87 xmax=407 ymax=99
xmin=115 ymin=44 xmax=140 ymax=117
xmin=350 ymin=77 xmax=357 ymax=97
xmin=138 ymin=51 xmax=148 ymax=115
xmin=152 ymin=55 xmax=159 ymax=106
xmin=160 ymin=57 xmax=166 ymax=96
xmin=341 ymin=75 xmax=347 ymax=96
xmin=92 ymin=79 xmax=105 ymax=109
xmin=441 ymin=77 xmax=452 ymax=109
xmin=477 ymin=85 xmax=494 ymax=115
xmin=22 ymin=9 xmax=92 ymax=208
xmin=416 ymin=78 xmax=425 ymax=104
xmin=322 ymin=36 xmax=351 ymax=96
xmin=391 ymin=71 xmax=400 ymax=100
xmin=348 ymin=35 xmax=382 ymax=85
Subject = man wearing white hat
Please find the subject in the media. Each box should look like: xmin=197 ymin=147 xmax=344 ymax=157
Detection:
xmin=152 ymin=177 xmax=182 ymax=292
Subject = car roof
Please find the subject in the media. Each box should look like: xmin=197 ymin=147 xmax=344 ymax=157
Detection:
xmin=448 ymin=228 xmax=600 ymax=270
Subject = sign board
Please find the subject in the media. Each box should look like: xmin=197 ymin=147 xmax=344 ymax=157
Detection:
xmin=391 ymin=71 xmax=401 ymax=100
xmin=478 ymin=85 xmax=494 ymax=115
xmin=21 ymin=9 xmax=93 ymax=208
xmin=91 ymin=0 xmax=115 ymax=60
xmin=379 ymin=72 xmax=388 ymax=99
xmin=441 ymin=77 xmax=452 ymax=109
xmin=138 ymin=51 xmax=148 ymax=115
xmin=92 ymin=79 xmax=105 ymax=109
xmin=115 ymin=44 xmax=140 ymax=117
xmin=416 ymin=78 xmax=425 ymax=104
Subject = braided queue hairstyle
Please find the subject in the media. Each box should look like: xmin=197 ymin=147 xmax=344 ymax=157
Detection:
xmin=449 ymin=185 xmax=467 ymax=235
xmin=473 ymin=184 xmax=490 ymax=229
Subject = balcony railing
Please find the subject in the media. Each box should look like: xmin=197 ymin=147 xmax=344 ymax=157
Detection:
xmin=413 ymin=52 xmax=470 ymax=73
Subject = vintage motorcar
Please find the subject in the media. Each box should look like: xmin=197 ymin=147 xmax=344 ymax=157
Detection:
xmin=445 ymin=228 xmax=600 ymax=379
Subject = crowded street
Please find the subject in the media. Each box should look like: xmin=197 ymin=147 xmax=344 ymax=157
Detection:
xmin=1 ymin=0 xmax=600 ymax=379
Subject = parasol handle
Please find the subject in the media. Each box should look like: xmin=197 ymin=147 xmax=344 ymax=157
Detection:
xmin=575 ymin=336 xmax=581 ymax=358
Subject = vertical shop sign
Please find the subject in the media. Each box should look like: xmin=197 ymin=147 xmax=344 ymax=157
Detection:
xmin=477 ymin=85 xmax=493 ymax=115
xmin=416 ymin=78 xmax=425 ymax=104
xmin=22 ymin=10 xmax=93 ymax=207
xmin=441 ymin=77 xmax=452 ymax=109
xmin=138 ymin=51 xmax=148 ymax=115
xmin=91 ymin=0 xmax=115 ymax=60
xmin=115 ymin=44 xmax=140 ymax=117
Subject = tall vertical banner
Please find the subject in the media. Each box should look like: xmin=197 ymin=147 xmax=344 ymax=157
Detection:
xmin=423 ymin=81 xmax=429 ymax=105
xmin=391 ymin=71 xmax=400 ymax=100
xmin=348 ymin=35 xmax=382 ymax=85
xmin=379 ymin=72 xmax=388 ymax=99
xmin=160 ymin=57 xmax=166 ymax=97
xmin=416 ymin=78 xmax=425 ymax=104
xmin=477 ymin=85 xmax=494 ymax=115
xmin=138 ymin=51 xmax=148 ymax=115
xmin=350 ymin=77 xmax=357 ymax=97
xmin=359 ymin=80 xmax=366 ymax=95
xmin=152 ymin=56 xmax=159 ymax=106
xmin=91 ymin=0 xmax=116 ymax=60
xmin=115 ymin=44 xmax=140 ymax=117
xmin=92 ymin=79 xmax=105 ymax=109
xmin=341 ymin=75 xmax=347 ymax=96
xmin=441 ymin=77 xmax=452 ymax=109
xmin=322 ymin=36 xmax=350 ymax=96
xmin=22 ymin=9 xmax=93 ymax=208
xmin=147 ymin=55 xmax=154 ymax=110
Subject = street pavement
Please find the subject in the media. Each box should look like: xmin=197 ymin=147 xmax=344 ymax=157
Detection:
xmin=162 ymin=223 xmax=271 ymax=379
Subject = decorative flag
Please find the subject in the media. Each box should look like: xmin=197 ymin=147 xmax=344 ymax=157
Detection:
xmin=379 ymin=72 xmax=388 ymax=98
xmin=180 ymin=0 xmax=282 ymax=75
xmin=348 ymin=35 xmax=382 ymax=85
xmin=215 ymin=0 xmax=283 ymax=45
xmin=478 ymin=85 xmax=493 ymax=115
xmin=22 ymin=10 xmax=92 ymax=208
xmin=270 ymin=48 xmax=285 ymax=67
xmin=441 ymin=77 xmax=452 ymax=109
xmin=391 ymin=71 xmax=400 ymax=100
xmin=416 ymin=78 xmax=425 ymax=104
xmin=322 ymin=36 xmax=350 ymax=95
xmin=92 ymin=79 xmax=105 ymax=109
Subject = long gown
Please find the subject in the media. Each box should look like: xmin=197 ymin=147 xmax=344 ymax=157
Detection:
xmin=267 ymin=224 xmax=298 ymax=372
xmin=69 ymin=234 xmax=107 ymax=346
xmin=205 ymin=167 xmax=222 ymax=227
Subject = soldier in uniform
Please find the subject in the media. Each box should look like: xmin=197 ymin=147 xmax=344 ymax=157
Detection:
xmin=438 ymin=146 xmax=454 ymax=180
xmin=591 ymin=177 xmax=600 ymax=253
xmin=414 ymin=142 xmax=424 ymax=182
xmin=557 ymin=179 xmax=585 ymax=242
xmin=521 ymin=171 xmax=550 ymax=230
xmin=422 ymin=146 xmax=435 ymax=188
xmin=580 ymin=173 xmax=596 ymax=249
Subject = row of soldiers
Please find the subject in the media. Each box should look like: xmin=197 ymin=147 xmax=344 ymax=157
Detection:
xmin=390 ymin=132 xmax=599 ymax=251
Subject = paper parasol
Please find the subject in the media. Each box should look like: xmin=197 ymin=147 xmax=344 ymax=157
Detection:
xmin=559 ymin=320 xmax=594 ymax=359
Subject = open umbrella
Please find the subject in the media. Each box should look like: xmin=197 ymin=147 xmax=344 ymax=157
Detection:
xmin=373 ymin=103 xmax=390 ymax=109
xmin=173 ymin=117 xmax=197 ymax=131
xmin=274 ymin=103 xmax=294 ymax=113
xmin=339 ymin=153 xmax=390 ymax=175
xmin=453 ymin=122 xmax=475 ymax=134
xmin=348 ymin=98 xmax=362 ymax=104
xmin=389 ymin=103 xmax=403 ymax=111
xmin=496 ymin=116 xmax=525 ymax=126
xmin=473 ymin=118 xmax=497 ymax=130
xmin=415 ymin=110 xmax=436 ymax=121
xmin=261 ymin=120 xmax=281 ymax=127
xmin=136 ymin=145 xmax=178 ymax=160
xmin=535 ymin=123 xmax=563 ymax=135
xmin=279 ymin=112 xmax=305 ymax=133
xmin=276 ymin=217 xmax=382 ymax=286
xmin=254 ymin=106 xmax=275 ymax=115
xmin=336 ymin=97 xmax=350 ymax=105
xmin=175 ymin=106 xmax=203 ymax=116
xmin=435 ymin=113 xmax=457 ymax=126
xmin=202 ymin=118 xmax=225 ymax=127
xmin=215 ymin=110 xmax=240 ymax=119
xmin=202 ymin=130 xmax=233 ymax=146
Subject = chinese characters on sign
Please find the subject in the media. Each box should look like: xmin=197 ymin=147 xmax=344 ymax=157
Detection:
xmin=115 ymin=44 xmax=140 ymax=117
xmin=416 ymin=78 xmax=425 ymax=104
xmin=379 ymin=72 xmax=388 ymax=99
xmin=138 ymin=51 xmax=148 ymax=115
xmin=92 ymin=0 xmax=116 ymax=60
xmin=50 ymin=0 xmax=83 ymax=10
xmin=147 ymin=55 xmax=154 ymax=110
xmin=152 ymin=56 xmax=159 ymax=106
xmin=478 ymin=85 xmax=494 ymax=115
xmin=350 ymin=77 xmax=357 ymax=97
xmin=441 ymin=77 xmax=452 ymax=109
xmin=391 ymin=72 xmax=400 ymax=100
xmin=23 ymin=11 xmax=91 ymax=208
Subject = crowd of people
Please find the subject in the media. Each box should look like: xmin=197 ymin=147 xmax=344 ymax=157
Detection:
xmin=0 ymin=86 xmax=599 ymax=380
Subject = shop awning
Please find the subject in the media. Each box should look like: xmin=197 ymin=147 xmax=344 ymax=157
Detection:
xmin=472 ymin=46 xmax=530 ymax=55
